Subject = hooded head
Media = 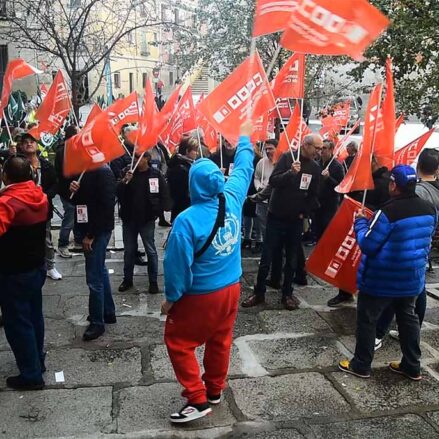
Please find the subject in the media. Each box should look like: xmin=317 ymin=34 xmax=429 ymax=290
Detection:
xmin=189 ymin=158 xmax=224 ymax=204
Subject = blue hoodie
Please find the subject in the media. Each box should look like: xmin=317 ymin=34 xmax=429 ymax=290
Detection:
xmin=164 ymin=135 xmax=254 ymax=302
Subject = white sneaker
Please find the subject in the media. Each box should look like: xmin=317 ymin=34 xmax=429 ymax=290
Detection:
xmin=374 ymin=338 xmax=383 ymax=351
xmin=170 ymin=403 xmax=212 ymax=423
xmin=58 ymin=247 xmax=72 ymax=258
xmin=47 ymin=268 xmax=62 ymax=280
xmin=389 ymin=330 xmax=399 ymax=340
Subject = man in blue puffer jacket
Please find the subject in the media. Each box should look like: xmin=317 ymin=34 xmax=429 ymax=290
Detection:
xmin=339 ymin=165 xmax=436 ymax=381
xmin=161 ymin=121 xmax=254 ymax=423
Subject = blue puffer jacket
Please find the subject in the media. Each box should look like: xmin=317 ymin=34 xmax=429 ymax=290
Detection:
xmin=355 ymin=194 xmax=437 ymax=297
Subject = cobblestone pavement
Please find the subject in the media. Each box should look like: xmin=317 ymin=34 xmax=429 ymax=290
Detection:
xmin=1 ymin=220 xmax=439 ymax=438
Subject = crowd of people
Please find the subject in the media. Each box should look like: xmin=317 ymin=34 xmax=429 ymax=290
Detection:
xmin=0 ymin=115 xmax=437 ymax=423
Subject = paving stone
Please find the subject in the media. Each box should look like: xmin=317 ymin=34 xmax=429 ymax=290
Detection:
xmin=331 ymin=368 xmax=439 ymax=413
xmin=116 ymin=383 xmax=235 ymax=433
xmin=295 ymin=286 xmax=347 ymax=307
xmin=424 ymin=308 xmax=439 ymax=327
xmin=44 ymin=318 xmax=76 ymax=348
xmin=0 ymin=350 xmax=17 ymax=388
xmin=239 ymin=430 xmax=304 ymax=439
xmin=310 ymin=414 xmax=438 ymax=439
xmin=150 ymin=344 xmax=242 ymax=381
xmin=233 ymin=312 xmax=263 ymax=338
xmin=0 ymin=387 xmax=113 ymax=438
xmin=425 ymin=411 xmax=439 ymax=429
xmin=247 ymin=335 xmax=345 ymax=371
xmin=45 ymin=347 xmax=142 ymax=386
xmin=420 ymin=329 xmax=439 ymax=353
xmin=258 ymin=309 xmax=334 ymax=334
xmin=42 ymin=295 xmax=63 ymax=318
xmin=229 ymin=373 xmax=350 ymax=421
xmin=318 ymin=307 xmax=358 ymax=335
xmin=427 ymin=294 xmax=439 ymax=309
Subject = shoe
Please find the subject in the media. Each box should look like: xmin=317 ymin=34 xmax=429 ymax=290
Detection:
xmin=170 ymin=403 xmax=212 ymax=424
xmin=374 ymin=338 xmax=383 ymax=351
xmin=6 ymin=375 xmax=44 ymax=390
xmin=118 ymin=280 xmax=133 ymax=292
xmin=159 ymin=219 xmax=171 ymax=227
xmin=135 ymin=255 xmax=148 ymax=266
xmin=304 ymin=241 xmax=316 ymax=247
xmin=327 ymin=293 xmax=354 ymax=307
xmin=47 ymin=268 xmax=62 ymax=280
xmin=251 ymin=242 xmax=263 ymax=254
xmin=82 ymin=323 xmax=105 ymax=341
xmin=86 ymin=314 xmax=117 ymax=324
xmin=148 ymin=282 xmax=160 ymax=294
xmin=293 ymin=275 xmax=308 ymax=286
xmin=281 ymin=295 xmax=300 ymax=311
xmin=338 ymin=360 xmax=370 ymax=378
xmin=265 ymin=279 xmax=281 ymax=289
xmin=389 ymin=330 xmax=399 ymax=340
xmin=207 ymin=393 xmax=221 ymax=405
xmin=389 ymin=362 xmax=422 ymax=381
xmin=58 ymin=247 xmax=72 ymax=258
xmin=241 ymin=294 xmax=265 ymax=308
xmin=242 ymin=239 xmax=251 ymax=249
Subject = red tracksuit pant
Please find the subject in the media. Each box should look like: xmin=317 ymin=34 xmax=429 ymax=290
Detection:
xmin=164 ymin=282 xmax=240 ymax=405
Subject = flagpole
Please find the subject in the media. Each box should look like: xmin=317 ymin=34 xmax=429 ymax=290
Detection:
xmin=219 ymin=135 xmax=224 ymax=170
xmin=132 ymin=152 xmax=145 ymax=174
xmin=261 ymin=142 xmax=266 ymax=187
xmin=275 ymin=103 xmax=295 ymax=161
xmin=296 ymin=98 xmax=305 ymax=162
xmin=246 ymin=37 xmax=257 ymax=119
xmin=69 ymin=170 xmax=85 ymax=199
xmin=2 ymin=110 xmax=14 ymax=144
xmin=265 ymin=45 xmax=282 ymax=80
xmin=196 ymin=127 xmax=203 ymax=158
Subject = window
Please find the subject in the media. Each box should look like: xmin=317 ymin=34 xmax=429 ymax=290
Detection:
xmin=161 ymin=5 xmax=169 ymax=21
xmin=114 ymin=72 xmax=121 ymax=88
xmin=127 ymin=31 xmax=134 ymax=45
xmin=0 ymin=45 xmax=8 ymax=94
xmin=0 ymin=0 xmax=7 ymax=17
xmin=169 ymin=71 xmax=174 ymax=86
xmin=153 ymin=32 xmax=158 ymax=42
xmin=69 ymin=0 xmax=81 ymax=8
xmin=174 ymin=9 xmax=179 ymax=24
xmin=129 ymin=73 xmax=134 ymax=93
xmin=142 ymin=72 xmax=148 ymax=88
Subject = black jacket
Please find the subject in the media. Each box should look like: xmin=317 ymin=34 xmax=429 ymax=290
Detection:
xmin=167 ymin=154 xmax=193 ymax=220
xmin=318 ymin=157 xmax=344 ymax=209
xmin=37 ymin=158 xmax=57 ymax=218
xmin=210 ymin=147 xmax=235 ymax=176
xmin=344 ymin=155 xmax=355 ymax=170
xmin=117 ymin=166 xmax=171 ymax=225
xmin=350 ymin=167 xmax=390 ymax=211
xmin=268 ymin=152 xmax=321 ymax=221
xmin=73 ymin=165 xmax=116 ymax=237
xmin=110 ymin=142 xmax=134 ymax=181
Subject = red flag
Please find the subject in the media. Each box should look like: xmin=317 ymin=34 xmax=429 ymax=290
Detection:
xmin=1 ymin=59 xmax=42 ymax=114
xmin=40 ymin=84 xmax=49 ymax=100
xmin=86 ymin=104 xmax=103 ymax=125
xmin=253 ymin=0 xmax=299 ymax=37
xmin=28 ymin=71 xmax=71 ymax=141
xmin=156 ymin=85 xmax=182 ymax=135
xmin=198 ymin=52 xmax=275 ymax=145
xmin=395 ymin=114 xmax=404 ymax=134
xmin=336 ymin=84 xmax=383 ymax=193
xmin=274 ymin=104 xmax=311 ymax=162
xmin=333 ymin=119 xmax=361 ymax=161
xmin=196 ymin=94 xmax=219 ymax=152
xmin=281 ymin=0 xmax=389 ymax=60
xmin=333 ymin=101 xmax=351 ymax=127
xmin=306 ymin=196 xmax=373 ymax=294
xmin=374 ymin=58 xmax=395 ymax=169
xmin=64 ymin=112 xmax=125 ymax=177
xmin=105 ymin=92 xmax=139 ymax=133
xmin=394 ymin=129 xmax=435 ymax=166
xmin=251 ymin=112 xmax=271 ymax=143
xmin=271 ymin=53 xmax=305 ymax=100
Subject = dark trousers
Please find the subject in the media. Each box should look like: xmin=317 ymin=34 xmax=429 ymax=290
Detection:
xmin=351 ymin=292 xmax=421 ymax=376
xmin=84 ymin=231 xmax=115 ymax=326
xmin=58 ymin=197 xmax=82 ymax=248
xmin=376 ymin=289 xmax=427 ymax=339
xmin=315 ymin=204 xmax=337 ymax=241
xmin=255 ymin=217 xmax=303 ymax=297
xmin=0 ymin=267 xmax=46 ymax=383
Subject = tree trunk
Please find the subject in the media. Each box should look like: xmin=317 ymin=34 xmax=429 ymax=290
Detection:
xmin=71 ymin=72 xmax=81 ymax=121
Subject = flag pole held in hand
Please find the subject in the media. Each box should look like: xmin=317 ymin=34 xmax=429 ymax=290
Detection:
xmin=69 ymin=171 xmax=85 ymax=200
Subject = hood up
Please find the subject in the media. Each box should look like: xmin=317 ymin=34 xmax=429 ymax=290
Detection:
xmin=189 ymin=158 xmax=224 ymax=204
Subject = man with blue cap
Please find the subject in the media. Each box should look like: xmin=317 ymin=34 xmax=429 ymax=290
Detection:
xmin=161 ymin=121 xmax=254 ymax=423
xmin=339 ymin=164 xmax=437 ymax=381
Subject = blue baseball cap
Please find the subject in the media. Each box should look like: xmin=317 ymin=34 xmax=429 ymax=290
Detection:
xmin=390 ymin=164 xmax=417 ymax=187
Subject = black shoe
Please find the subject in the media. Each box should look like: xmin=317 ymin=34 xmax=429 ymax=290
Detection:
xmin=83 ymin=324 xmax=105 ymax=341
xmin=148 ymin=282 xmax=160 ymax=294
xmin=86 ymin=314 xmax=117 ymax=324
xmin=118 ymin=280 xmax=133 ymax=292
xmin=170 ymin=402 xmax=212 ymax=423
xmin=6 ymin=375 xmax=44 ymax=390
xmin=242 ymin=239 xmax=251 ymax=249
xmin=159 ymin=219 xmax=171 ymax=227
xmin=135 ymin=255 xmax=148 ymax=266
xmin=327 ymin=293 xmax=354 ymax=307
xmin=265 ymin=279 xmax=281 ymax=289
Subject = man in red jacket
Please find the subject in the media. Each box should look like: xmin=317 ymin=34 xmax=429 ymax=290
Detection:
xmin=0 ymin=155 xmax=49 ymax=390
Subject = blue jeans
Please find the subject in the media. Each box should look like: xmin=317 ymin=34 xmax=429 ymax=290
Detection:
xmin=0 ymin=267 xmax=46 ymax=383
xmin=84 ymin=232 xmax=115 ymax=326
xmin=122 ymin=221 xmax=158 ymax=283
xmin=58 ymin=197 xmax=82 ymax=247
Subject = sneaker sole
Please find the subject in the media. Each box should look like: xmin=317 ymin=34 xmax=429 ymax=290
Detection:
xmin=207 ymin=398 xmax=221 ymax=405
xmin=170 ymin=408 xmax=212 ymax=423
xmin=389 ymin=365 xmax=422 ymax=381
xmin=338 ymin=364 xmax=370 ymax=379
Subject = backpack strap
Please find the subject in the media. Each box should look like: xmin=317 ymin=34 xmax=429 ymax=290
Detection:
xmin=195 ymin=193 xmax=226 ymax=259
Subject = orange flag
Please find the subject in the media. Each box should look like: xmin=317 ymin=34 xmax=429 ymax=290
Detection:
xmin=253 ymin=0 xmax=299 ymax=37
xmin=156 ymin=85 xmax=182 ymax=135
xmin=86 ymin=104 xmax=103 ymax=124
xmin=281 ymin=0 xmax=389 ymax=60
xmin=64 ymin=111 xmax=125 ymax=177
xmin=274 ymin=103 xmax=311 ymax=162
xmin=395 ymin=114 xmax=404 ymax=134
xmin=198 ymin=52 xmax=275 ymax=145
xmin=105 ymin=92 xmax=139 ymax=133
xmin=374 ymin=58 xmax=395 ymax=169
xmin=40 ymin=84 xmax=49 ymax=100
xmin=271 ymin=53 xmax=306 ymax=100
xmin=28 ymin=71 xmax=71 ymax=140
xmin=251 ymin=112 xmax=272 ymax=143
xmin=196 ymin=94 xmax=219 ymax=152
xmin=333 ymin=101 xmax=351 ymax=127
xmin=1 ymin=59 xmax=42 ymax=114
xmin=394 ymin=129 xmax=435 ymax=166
xmin=336 ymin=83 xmax=383 ymax=193
xmin=333 ymin=119 xmax=361 ymax=162
xmin=306 ymin=196 xmax=373 ymax=294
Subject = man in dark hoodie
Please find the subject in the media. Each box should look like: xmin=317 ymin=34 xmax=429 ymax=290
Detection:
xmin=0 ymin=156 xmax=49 ymax=390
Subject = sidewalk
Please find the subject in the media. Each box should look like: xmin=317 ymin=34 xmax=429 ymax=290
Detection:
xmin=1 ymin=225 xmax=439 ymax=438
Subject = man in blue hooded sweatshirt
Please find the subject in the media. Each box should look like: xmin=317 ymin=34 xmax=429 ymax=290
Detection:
xmin=161 ymin=121 xmax=254 ymax=423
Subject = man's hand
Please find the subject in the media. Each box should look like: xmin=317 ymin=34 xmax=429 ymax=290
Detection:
xmin=161 ymin=300 xmax=174 ymax=315
xmin=82 ymin=236 xmax=94 ymax=252
xmin=9 ymin=145 xmax=16 ymax=155
xmin=240 ymin=120 xmax=253 ymax=137
xmin=220 ymin=167 xmax=226 ymax=175
xmin=70 ymin=181 xmax=80 ymax=194
xmin=355 ymin=209 xmax=367 ymax=220
xmin=291 ymin=161 xmax=301 ymax=174
xmin=321 ymin=169 xmax=330 ymax=179
xmin=123 ymin=170 xmax=134 ymax=184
